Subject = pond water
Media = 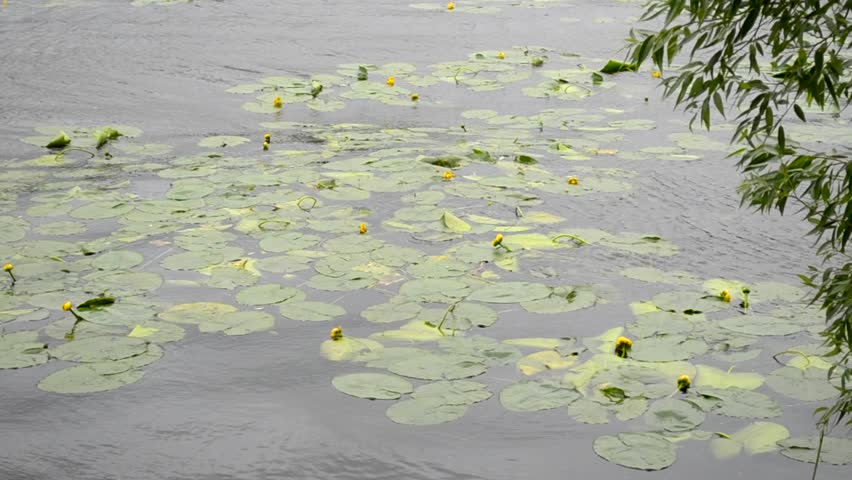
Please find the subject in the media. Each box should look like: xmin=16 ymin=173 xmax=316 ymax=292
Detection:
xmin=1 ymin=0 xmax=850 ymax=479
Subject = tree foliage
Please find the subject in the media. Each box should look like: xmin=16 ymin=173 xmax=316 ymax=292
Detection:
xmin=626 ymin=0 xmax=852 ymax=429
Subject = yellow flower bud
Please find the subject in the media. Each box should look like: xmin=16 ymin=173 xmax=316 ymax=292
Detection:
xmin=62 ymin=302 xmax=73 ymax=312
xmin=720 ymin=289 xmax=732 ymax=303
xmin=330 ymin=326 xmax=343 ymax=341
xmin=651 ymin=71 xmax=662 ymax=78
xmin=359 ymin=223 xmax=367 ymax=235
xmin=443 ymin=171 xmax=455 ymax=181
xmin=3 ymin=263 xmax=12 ymax=272
xmin=677 ymin=374 xmax=691 ymax=393
xmin=386 ymin=76 xmax=395 ymax=87
xmin=497 ymin=51 xmax=505 ymax=60
xmin=262 ymin=142 xmax=269 ymax=151
xmin=264 ymin=133 xmax=271 ymax=142
xmin=411 ymin=93 xmax=419 ymax=102
xmin=567 ymin=176 xmax=579 ymax=185
xmin=447 ymin=1 xmax=454 ymax=10
xmin=272 ymin=96 xmax=283 ymax=108
xmin=492 ymin=233 xmax=504 ymax=247
xmin=615 ymin=336 xmax=633 ymax=358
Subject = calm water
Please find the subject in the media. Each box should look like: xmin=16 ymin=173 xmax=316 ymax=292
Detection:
xmin=0 ymin=1 xmax=846 ymax=479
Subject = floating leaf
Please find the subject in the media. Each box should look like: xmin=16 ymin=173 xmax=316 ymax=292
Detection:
xmin=517 ymin=350 xmax=577 ymax=376
xmin=387 ymin=352 xmax=485 ymax=380
xmin=386 ymin=397 xmax=468 ymax=425
xmin=236 ymin=284 xmax=305 ymax=306
xmin=499 ymin=379 xmax=581 ymax=412
xmin=0 ymin=331 xmax=48 ymax=370
xmin=778 ymin=436 xmax=852 ymax=465
xmin=698 ymin=387 xmax=782 ymax=418
xmin=441 ymin=210 xmax=471 ymax=232
xmin=332 ymin=373 xmax=413 ymax=400
xmin=45 ymin=130 xmax=71 ymax=149
xmin=593 ymin=433 xmax=676 ymax=471
xmin=765 ymin=366 xmax=838 ymax=401
xmin=710 ymin=422 xmax=790 ymax=460
xmin=280 ymin=301 xmax=346 ymax=322
xmin=468 ymin=282 xmax=552 ymax=304
xmin=50 ymin=336 xmax=148 ymax=363
xmin=695 ymin=365 xmax=764 ymax=390
xmin=411 ymin=380 xmax=492 ymax=405
xmin=644 ymin=398 xmax=705 ymax=432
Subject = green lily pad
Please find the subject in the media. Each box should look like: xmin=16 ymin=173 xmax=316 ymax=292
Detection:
xmin=236 ymin=284 xmax=305 ymax=306
xmin=50 ymin=336 xmax=149 ymax=363
xmin=280 ymin=301 xmax=346 ymax=322
xmin=38 ymin=362 xmax=146 ymax=394
xmin=386 ymin=397 xmax=469 ymax=425
xmin=0 ymin=331 xmax=48 ymax=369
xmin=332 ymin=373 xmax=413 ymax=400
xmin=198 ymin=311 xmax=275 ymax=336
xmin=361 ymin=301 xmax=422 ymax=323
xmin=630 ymin=335 xmax=707 ymax=362
xmin=718 ymin=315 xmax=802 ymax=336
xmin=91 ymin=250 xmax=144 ymax=271
xmin=765 ymin=366 xmax=838 ymax=401
xmin=644 ymin=398 xmax=705 ymax=432
xmin=387 ymin=352 xmax=486 ymax=381
xmin=593 ymin=432 xmax=676 ymax=471
xmin=695 ymin=365 xmax=764 ymax=390
xmin=710 ymin=422 xmax=790 ymax=459
xmin=622 ymin=267 xmax=699 ymax=285
xmin=500 ymin=379 xmax=581 ymax=412
xmin=411 ymin=380 xmax=492 ymax=405
xmin=198 ymin=135 xmax=250 ymax=148
xmin=320 ymin=336 xmax=384 ymax=362
xmin=468 ymin=282 xmax=552 ymax=303
xmin=778 ymin=436 xmax=852 ymax=465
xmin=698 ymin=387 xmax=782 ymax=418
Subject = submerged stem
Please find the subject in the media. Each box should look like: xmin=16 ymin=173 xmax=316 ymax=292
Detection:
xmin=551 ymin=233 xmax=587 ymax=245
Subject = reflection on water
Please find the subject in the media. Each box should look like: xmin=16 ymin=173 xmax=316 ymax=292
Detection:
xmin=0 ymin=1 xmax=847 ymax=479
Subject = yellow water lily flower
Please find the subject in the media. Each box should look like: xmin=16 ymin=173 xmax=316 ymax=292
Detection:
xmin=330 ymin=326 xmax=343 ymax=341
xmin=359 ymin=223 xmax=367 ymax=234
xmin=447 ymin=2 xmax=455 ymax=10
xmin=386 ymin=76 xmax=395 ymax=87
xmin=720 ymin=289 xmax=732 ymax=303
xmin=614 ymin=336 xmax=633 ymax=358
xmin=262 ymin=141 xmax=269 ymax=151
xmin=264 ymin=133 xmax=271 ymax=142
xmin=411 ymin=93 xmax=419 ymax=101
xmin=492 ymin=233 xmax=504 ymax=247
xmin=443 ymin=171 xmax=455 ymax=181
xmin=677 ymin=374 xmax=691 ymax=393
xmin=3 ymin=263 xmax=14 ymax=283
xmin=497 ymin=51 xmax=505 ymax=59
xmin=651 ymin=71 xmax=662 ymax=78
xmin=272 ymin=96 xmax=283 ymax=108
xmin=62 ymin=302 xmax=73 ymax=312
xmin=567 ymin=176 xmax=579 ymax=185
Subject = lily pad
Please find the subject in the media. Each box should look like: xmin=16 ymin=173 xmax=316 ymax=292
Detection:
xmin=499 ymin=379 xmax=581 ymax=412
xmin=778 ymin=436 xmax=852 ymax=465
xmin=710 ymin=422 xmax=790 ymax=459
xmin=280 ymin=301 xmax=346 ymax=322
xmin=332 ymin=373 xmax=413 ymax=400
xmin=644 ymin=398 xmax=705 ymax=432
xmin=593 ymin=432 xmax=676 ymax=471
xmin=50 ymin=336 xmax=149 ymax=363
xmin=468 ymin=282 xmax=552 ymax=303
xmin=386 ymin=397 xmax=468 ymax=425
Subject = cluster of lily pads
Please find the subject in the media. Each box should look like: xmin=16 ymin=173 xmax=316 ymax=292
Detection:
xmin=2 ymin=44 xmax=850 ymax=474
